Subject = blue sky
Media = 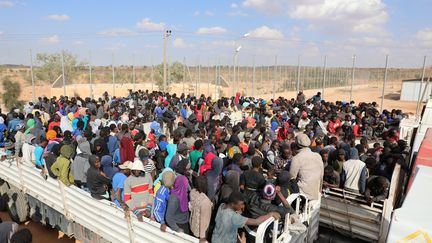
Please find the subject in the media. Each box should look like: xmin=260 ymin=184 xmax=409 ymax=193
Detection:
xmin=0 ymin=0 xmax=431 ymax=67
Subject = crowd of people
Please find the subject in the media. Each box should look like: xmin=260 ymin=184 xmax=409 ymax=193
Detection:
xmin=0 ymin=89 xmax=410 ymax=242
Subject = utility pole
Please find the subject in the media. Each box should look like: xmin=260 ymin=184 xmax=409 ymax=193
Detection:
xmin=273 ymin=55 xmax=277 ymax=100
xmin=163 ymin=30 xmax=172 ymax=93
xmin=416 ymin=56 xmax=427 ymax=116
xmin=29 ymin=49 xmax=35 ymax=102
xmin=252 ymin=55 xmax=256 ymax=97
xmin=182 ymin=57 xmax=186 ymax=94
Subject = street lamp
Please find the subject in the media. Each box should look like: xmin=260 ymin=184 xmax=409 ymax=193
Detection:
xmin=163 ymin=30 xmax=172 ymax=93
xmin=231 ymin=33 xmax=250 ymax=96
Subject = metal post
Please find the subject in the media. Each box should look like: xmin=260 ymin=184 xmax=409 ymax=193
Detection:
xmin=197 ymin=62 xmax=200 ymax=97
xmin=350 ymin=54 xmax=356 ymax=102
xmin=163 ymin=30 xmax=171 ymax=93
xmin=416 ymin=56 xmax=427 ymax=115
xmin=89 ymin=52 xmax=93 ymax=99
xmin=380 ymin=55 xmax=389 ymax=112
xmin=233 ymin=53 xmax=238 ymax=97
xmin=151 ymin=56 xmax=154 ymax=92
xmin=252 ymin=55 xmax=256 ymax=97
xmin=273 ymin=55 xmax=277 ymax=100
xmin=182 ymin=57 xmax=186 ymax=94
xmin=29 ymin=49 xmax=36 ymax=102
xmin=61 ymin=50 xmax=66 ymax=96
xmin=296 ymin=55 xmax=301 ymax=92
xmin=322 ymin=55 xmax=327 ymax=99
xmin=111 ymin=53 xmax=115 ymax=96
xmin=207 ymin=59 xmax=210 ymax=96
xmin=132 ymin=54 xmax=136 ymax=92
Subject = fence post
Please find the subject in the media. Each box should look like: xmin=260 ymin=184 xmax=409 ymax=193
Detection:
xmin=296 ymin=55 xmax=301 ymax=92
xmin=61 ymin=50 xmax=66 ymax=96
xmin=350 ymin=54 xmax=356 ymax=102
xmin=89 ymin=52 xmax=93 ymax=99
xmin=322 ymin=55 xmax=327 ymax=99
xmin=132 ymin=54 xmax=136 ymax=92
xmin=273 ymin=55 xmax=277 ymax=100
xmin=29 ymin=49 xmax=36 ymax=102
xmin=380 ymin=55 xmax=389 ymax=112
xmin=416 ymin=56 xmax=427 ymax=116
xmin=182 ymin=57 xmax=186 ymax=94
xmin=207 ymin=58 xmax=210 ymax=96
xmin=252 ymin=55 xmax=256 ymax=97
xmin=111 ymin=53 xmax=115 ymax=96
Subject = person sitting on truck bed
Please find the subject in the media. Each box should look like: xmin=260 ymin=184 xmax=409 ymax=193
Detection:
xmin=323 ymin=165 xmax=340 ymax=189
xmin=124 ymin=159 xmax=154 ymax=221
xmin=340 ymin=148 xmax=367 ymax=194
xmin=86 ymin=155 xmax=111 ymax=200
xmin=51 ymin=144 xmax=75 ymax=186
xmin=211 ymin=191 xmax=281 ymax=243
xmin=365 ymin=176 xmax=390 ymax=203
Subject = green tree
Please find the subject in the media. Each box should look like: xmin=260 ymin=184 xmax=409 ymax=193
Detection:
xmin=2 ymin=76 xmax=23 ymax=110
xmin=35 ymin=51 xmax=87 ymax=85
xmin=154 ymin=62 xmax=185 ymax=91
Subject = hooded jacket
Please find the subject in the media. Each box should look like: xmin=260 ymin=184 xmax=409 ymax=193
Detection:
xmin=51 ymin=145 xmax=75 ymax=186
xmin=72 ymin=140 xmax=92 ymax=184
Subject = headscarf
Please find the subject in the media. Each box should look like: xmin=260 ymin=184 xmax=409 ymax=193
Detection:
xmin=153 ymin=167 xmax=175 ymax=187
xmin=206 ymin=156 xmax=223 ymax=200
xmin=350 ymin=148 xmax=359 ymax=160
xmin=171 ymin=175 xmax=189 ymax=212
xmin=101 ymin=155 xmax=118 ymax=179
xmin=46 ymin=130 xmax=57 ymax=140
xmin=25 ymin=119 xmax=35 ymax=134
xmin=164 ymin=144 xmax=177 ymax=168
xmin=175 ymin=159 xmax=189 ymax=176
xmin=150 ymin=121 xmax=162 ymax=137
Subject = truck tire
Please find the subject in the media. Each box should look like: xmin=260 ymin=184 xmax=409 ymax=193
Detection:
xmin=7 ymin=187 xmax=29 ymax=223
xmin=0 ymin=179 xmax=8 ymax=211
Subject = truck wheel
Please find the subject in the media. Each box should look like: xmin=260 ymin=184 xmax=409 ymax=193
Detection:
xmin=7 ymin=188 xmax=29 ymax=223
xmin=0 ymin=179 xmax=8 ymax=211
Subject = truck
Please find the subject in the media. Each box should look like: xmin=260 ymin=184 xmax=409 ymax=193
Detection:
xmin=0 ymin=156 xmax=320 ymax=243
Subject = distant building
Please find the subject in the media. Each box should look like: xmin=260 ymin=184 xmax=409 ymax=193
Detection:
xmin=400 ymin=78 xmax=432 ymax=102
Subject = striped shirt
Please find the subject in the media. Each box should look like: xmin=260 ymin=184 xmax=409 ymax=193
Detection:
xmin=124 ymin=174 xmax=154 ymax=211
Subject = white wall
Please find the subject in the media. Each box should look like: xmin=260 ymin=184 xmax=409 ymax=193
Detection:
xmin=400 ymin=81 xmax=432 ymax=102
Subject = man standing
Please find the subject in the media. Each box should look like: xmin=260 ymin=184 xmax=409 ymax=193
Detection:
xmin=289 ymin=134 xmax=323 ymax=200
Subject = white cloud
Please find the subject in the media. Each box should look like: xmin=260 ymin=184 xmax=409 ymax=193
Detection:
xmin=228 ymin=10 xmax=248 ymax=16
xmin=105 ymin=43 xmax=126 ymax=51
xmin=98 ymin=28 xmax=137 ymax=37
xmin=0 ymin=0 xmax=13 ymax=8
xmin=415 ymin=28 xmax=432 ymax=48
xmin=39 ymin=35 xmax=60 ymax=45
xmin=136 ymin=18 xmax=165 ymax=31
xmin=205 ymin=11 xmax=214 ymax=16
xmin=242 ymin=0 xmax=389 ymax=35
xmin=231 ymin=3 xmax=239 ymax=8
xmin=45 ymin=14 xmax=70 ymax=22
xmin=249 ymin=26 xmax=284 ymax=39
xmin=73 ymin=41 xmax=85 ymax=45
xmin=196 ymin=26 xmax=227 ymax=35
xmin=173 ymin=38 xmax=192 ymax=48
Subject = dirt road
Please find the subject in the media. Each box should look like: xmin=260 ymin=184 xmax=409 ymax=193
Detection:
xmin=0 ymin=211 xmax=76 ymax=243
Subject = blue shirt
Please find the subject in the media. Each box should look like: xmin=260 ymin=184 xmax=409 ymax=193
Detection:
xmin=153 ymin=185 xmax=170 ymax=225
xmin=154 ymin=107 xmax=167 ymax=119
xmin=34 ymin=146 xmax=45 ymax=167
xmin=107 ymin=135 xmax=118 ymax=155
xmin=112 ymin=172 xmax=127 ymax=207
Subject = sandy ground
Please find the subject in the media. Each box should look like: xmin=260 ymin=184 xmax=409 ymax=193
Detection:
xmin=0 ymin=211 xmax=76 ymax=243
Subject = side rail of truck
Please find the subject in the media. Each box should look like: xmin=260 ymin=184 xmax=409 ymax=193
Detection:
xmin=319 ymin=163 xmax=403 ymax=243
xmin=246 ymin=193 xmax=320 ymax=243
xmin=0 ymin=157 xmax=198 ymax=243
